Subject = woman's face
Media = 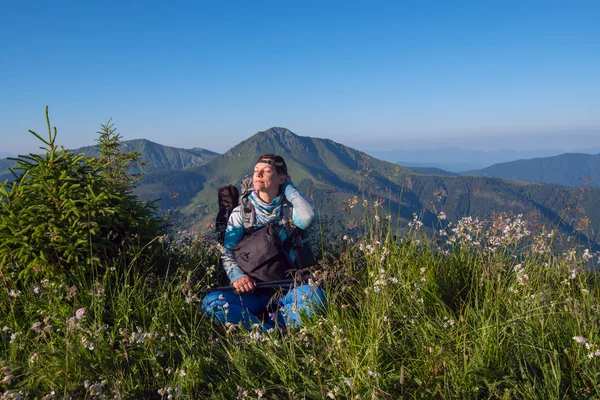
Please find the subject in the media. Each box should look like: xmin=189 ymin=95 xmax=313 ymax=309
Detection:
xmin=253 ymin=162 xmax=286 ymax=194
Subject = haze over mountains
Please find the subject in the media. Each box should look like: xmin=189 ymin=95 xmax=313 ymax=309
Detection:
xmin=367 ymin=147 xmax=600 ymax=172
xmin=463 ymin=152 xmax=600 ymax=188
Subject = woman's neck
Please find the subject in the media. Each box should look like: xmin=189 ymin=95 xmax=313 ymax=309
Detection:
xmin=256 ymin=189 xmax=279 ymax=204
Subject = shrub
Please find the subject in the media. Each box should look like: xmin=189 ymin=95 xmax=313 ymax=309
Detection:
xmin=0 ymin=107 xmax=164 ymax=282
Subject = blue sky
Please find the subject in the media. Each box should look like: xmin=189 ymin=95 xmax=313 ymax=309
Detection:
xmin=1 ymin=1 xmax=599 ymax=155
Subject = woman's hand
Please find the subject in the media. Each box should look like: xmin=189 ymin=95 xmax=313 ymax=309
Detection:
xmin=233 ymin=276 xmax=256 ymax=293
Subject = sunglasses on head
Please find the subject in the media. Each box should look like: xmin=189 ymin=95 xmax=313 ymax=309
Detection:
xmin=258 ymin=158 xmax=284 ymax=167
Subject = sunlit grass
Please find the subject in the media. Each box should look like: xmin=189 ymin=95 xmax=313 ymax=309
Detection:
xmin=1 ymin=208 xmax=600 ymax=399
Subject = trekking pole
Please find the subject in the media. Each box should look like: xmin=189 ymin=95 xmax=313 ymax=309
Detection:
xmin=199 ymin=278 xmax=299 ymax=294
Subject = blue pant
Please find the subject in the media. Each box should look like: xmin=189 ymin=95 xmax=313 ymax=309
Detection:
xmin=202 ymin=284 xmax=326 ymax=331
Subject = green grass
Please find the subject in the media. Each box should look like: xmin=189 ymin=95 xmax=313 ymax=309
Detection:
xmin=1 ymin=213 xmax=600 ymax=399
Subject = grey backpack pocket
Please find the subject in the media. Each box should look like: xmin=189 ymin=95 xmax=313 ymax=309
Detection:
xmin=234 ymin=224 xmax=294 ymax=282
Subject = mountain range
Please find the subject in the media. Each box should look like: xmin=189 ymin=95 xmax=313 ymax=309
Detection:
xmin=2 ymin=129 xmax=599 ymax=246
xmin=462 ymin=152 xmax=600 ymax=188
xmin=367 ymin=146 xmax=600 ymax=172
xmin=128 ymin=128 xmax=600 ymax=246
xmin=0 ymin=139 xmax=218 ymax=180
xmin=75 ymin=139 xmax=219 ymax=173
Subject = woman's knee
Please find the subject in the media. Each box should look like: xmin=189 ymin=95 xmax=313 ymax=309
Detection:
xmin=300 ymin=285 xmax=326 ymax=304
xmin=287 ymin=285 xmax=327 ymax=312
xmin=201 ymin=291 xmax=226 ymax=315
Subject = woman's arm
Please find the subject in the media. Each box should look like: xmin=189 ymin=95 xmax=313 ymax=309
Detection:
xmin=221 ymin=206 xmax=247 ymax=284
xmin=283 ymin=180 xmax=316 ymax=229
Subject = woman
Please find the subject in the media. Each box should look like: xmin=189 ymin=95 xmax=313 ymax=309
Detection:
xmin=202 ymin=154 xmax=326 ymax=331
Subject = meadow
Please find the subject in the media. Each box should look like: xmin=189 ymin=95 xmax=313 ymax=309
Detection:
xmin=1 ymin=114 xmax=599 ymax=399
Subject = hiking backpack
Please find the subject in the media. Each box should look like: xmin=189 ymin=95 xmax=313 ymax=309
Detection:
xmin=216 ymin=175 xmax=314 ymax=270
xmin=215 ymin=184 xmax=239 ymax=244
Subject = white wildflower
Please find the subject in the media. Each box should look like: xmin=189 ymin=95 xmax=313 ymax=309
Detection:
xmin=10 ymin=332 xmax=20 ymax=343
xmin=588 ymin=349 xmax=600 ymax=359
xmin=81 ymin=336 xmax=95 ymax=350
xmin=573 ymin=336 xmax=588 ymax=344
xmin=513 ymin=264 xmax=523 ymax=272
xmin=408 ymin=214 xmax=423 ymax=232
xmin=75 ymin=308 xmax=86 ymax=320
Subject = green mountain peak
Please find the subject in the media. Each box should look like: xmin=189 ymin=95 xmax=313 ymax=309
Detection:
xmin=260 ymin=126 xmax=297 ymax=137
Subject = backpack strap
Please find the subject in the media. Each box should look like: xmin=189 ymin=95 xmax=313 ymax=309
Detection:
xmin=280 ymin=198 xmax=295 ymax=234
xmin=240 ymin=194 xmax=255 ymax=230
xmin=280 ymin=198 xmax=309 ymax=270
xmin=239 ymin=174 xmax=256 ymax=230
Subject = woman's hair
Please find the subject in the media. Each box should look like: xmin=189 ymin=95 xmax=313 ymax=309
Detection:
xmin=256 ymin=154 xmax=288 ymax=176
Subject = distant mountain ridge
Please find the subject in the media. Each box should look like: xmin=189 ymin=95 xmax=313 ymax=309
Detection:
xmin=367 ymin=146 xmax=600 ymax=172
xmin=404 ymin=166 xmax=460 ymax=177
xmin=398 ymin=161 xmax=480 ymax=172
xmin=463 ymin=152 xmax=600 ymax=187
xmin=0 ymin=139 xmax=219 ymax=180
xmin=0 ymin=159 xmax=17 ymax=181
xmin=75 ymin=139 xmax=219 ymax=173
